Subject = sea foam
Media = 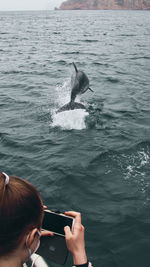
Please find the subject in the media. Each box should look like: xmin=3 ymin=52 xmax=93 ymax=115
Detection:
xmin=52 ymin=109 xmax=89 ymax=130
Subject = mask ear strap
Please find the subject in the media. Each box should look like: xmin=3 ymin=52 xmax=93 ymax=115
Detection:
xmin=26 ymin=230 xmax=41 ymax=259
xmin=26 ymin=234 xmax=32 ymax=259
xmin=27 ymin=246 xmax=32 ymax=258
xmin=37 ymin=230 xmax=41 ymax=237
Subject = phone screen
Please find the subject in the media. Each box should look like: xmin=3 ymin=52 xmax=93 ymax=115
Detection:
xmin=42 ymin=210 xmax=74 ymax=237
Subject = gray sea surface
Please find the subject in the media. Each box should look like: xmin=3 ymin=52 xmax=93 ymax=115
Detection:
xmin=0 ymin=10 xmax=150 ymax=267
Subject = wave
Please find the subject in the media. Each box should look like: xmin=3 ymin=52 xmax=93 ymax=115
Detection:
xmin=89 ymin=140 xmax=150 ymax=164
xmin=55 ymin=60 xmax=67 ymax=65
xmin=120 ymin=34 xmax=136 ymax=37
xmin=53 ymin=31 xmax=61 ymax=35
xmin=0 ymin=32 xmax=8 ymax=35
xmin=62 ymin=51 xmax=80 ymax=55
xmin=129 ymin=56 xmax=150 ymax=60
xmin=89 ymin=140 xmax=150 ymax=203
xmin=93 ymin=62 xmax=109 ymax=67
xmin=82 ymin=39 xmax=99 ymax=43
xmin=106 ymin=77 xmax=120 ymax=83
xmin=1 ymin=70 xmax=51 ymax=76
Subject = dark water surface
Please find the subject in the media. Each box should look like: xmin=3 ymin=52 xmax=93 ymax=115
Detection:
xmin=0 ymin=10 xmax=150 ymax=267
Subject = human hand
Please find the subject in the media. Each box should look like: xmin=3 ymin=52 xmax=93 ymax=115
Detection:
xmin=64 ymin=211 xmax=87 ymax=265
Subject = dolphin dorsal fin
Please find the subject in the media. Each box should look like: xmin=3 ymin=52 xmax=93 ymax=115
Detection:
xmin=73 ymin=62 xmax=78 ymax=73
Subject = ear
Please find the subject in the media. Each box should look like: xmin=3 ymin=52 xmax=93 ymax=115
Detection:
xmin=26 ymin=228 xmax=39 ymax=248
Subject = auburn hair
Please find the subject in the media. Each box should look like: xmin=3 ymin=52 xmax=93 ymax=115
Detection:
xmin=0 ymin=173 xmax=43 ymax=256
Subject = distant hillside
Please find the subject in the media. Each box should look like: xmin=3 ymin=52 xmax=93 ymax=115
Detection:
xmin=57 ymin=0 xmax=150 ymax=10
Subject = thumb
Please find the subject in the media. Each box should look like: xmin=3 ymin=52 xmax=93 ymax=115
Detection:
xmin=64 ymin=226 xmax=72 ymax=239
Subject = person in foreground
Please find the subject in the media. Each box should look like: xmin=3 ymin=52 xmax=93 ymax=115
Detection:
xmin=0 ymin=172 xmax=92 ymax=267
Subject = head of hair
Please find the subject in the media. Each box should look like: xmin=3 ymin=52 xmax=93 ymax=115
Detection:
xmin=0 ymin=173 xmax=43 ymax=256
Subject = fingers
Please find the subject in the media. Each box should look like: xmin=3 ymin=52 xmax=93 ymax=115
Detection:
xmin=64 ymin=211 xmax=87 ymax=265
xmin=65 ymin=211 xmax=81 ymax=218
xmin=65 ymin=211 xmax=82 ymax=234
xmin=65 ymin=211 xmax=81 ymax=224
xmin=64 ymin=226 xmax=72 ymax=239
xmin=41 ymin=230 xmax=54 ymax=237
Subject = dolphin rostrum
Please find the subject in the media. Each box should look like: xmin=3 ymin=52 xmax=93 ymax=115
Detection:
xmin=57 ymin=63 xmax=93 ymax=113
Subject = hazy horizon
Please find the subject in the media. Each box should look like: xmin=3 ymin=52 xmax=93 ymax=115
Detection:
xmin=0 ymin=0 xmax=64 ymax=11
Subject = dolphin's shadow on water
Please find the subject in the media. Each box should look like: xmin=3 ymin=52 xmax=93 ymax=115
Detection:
xmin=57 ymin=63 xmax=93 ymax=113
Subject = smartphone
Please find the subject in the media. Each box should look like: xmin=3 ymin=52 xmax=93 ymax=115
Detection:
xmin=42 ymin=210 xmax=74 ymax=237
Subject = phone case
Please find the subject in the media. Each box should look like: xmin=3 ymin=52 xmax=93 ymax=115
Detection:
xmin=37 ymin=234 xmax=68 ymax=265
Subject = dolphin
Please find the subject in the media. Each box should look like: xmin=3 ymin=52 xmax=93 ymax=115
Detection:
xmin=57 ymin=63 xmax=93 ymax=113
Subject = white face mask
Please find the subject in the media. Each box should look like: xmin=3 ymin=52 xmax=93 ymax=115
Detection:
xmin=26 ymin=230 xmax=41 ymax=258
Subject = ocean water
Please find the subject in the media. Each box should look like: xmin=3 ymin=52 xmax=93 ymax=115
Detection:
xmin=0 ymin=10 xmax=150 ymax=267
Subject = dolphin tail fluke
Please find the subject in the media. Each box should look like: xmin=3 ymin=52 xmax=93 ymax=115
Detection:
xmin=71 ymin=102 xmax=86 ymax=110
xmin=57 ymin=101 xmax=86 ymax=113
xmin=73 ymin=62 xmax=78 ymax=73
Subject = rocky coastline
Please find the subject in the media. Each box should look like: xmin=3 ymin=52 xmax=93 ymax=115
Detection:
xmin=55 ymin=0 xmax=150 ymax=10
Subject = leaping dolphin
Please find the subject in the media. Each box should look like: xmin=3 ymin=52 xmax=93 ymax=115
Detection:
xmin=57 ymin=63 xmax=93 ymax=113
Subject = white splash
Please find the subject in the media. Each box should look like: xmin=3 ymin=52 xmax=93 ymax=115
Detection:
xmin=55 ymin=79 xmax=71 ymax=107
xmin=52 ymin=109 xmax=89 ymax=130
xmin=138 ymin=151 xmax=149 ymax=167
xmin=51 ymin=77 xmax=89 ymax=130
